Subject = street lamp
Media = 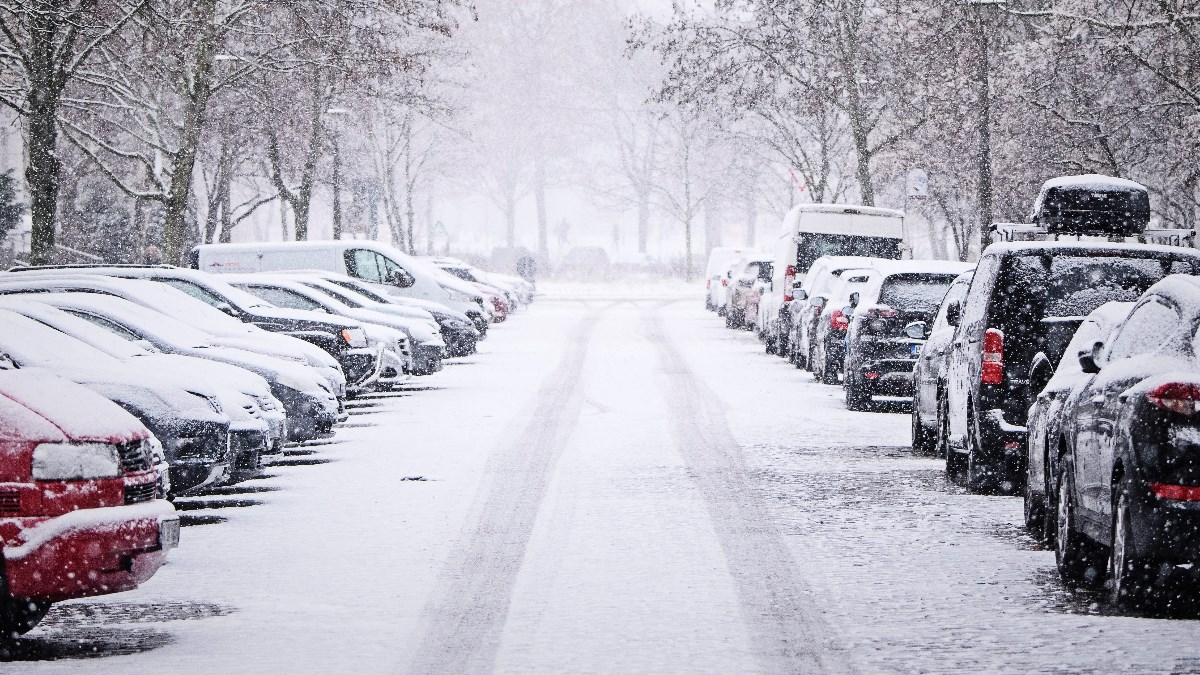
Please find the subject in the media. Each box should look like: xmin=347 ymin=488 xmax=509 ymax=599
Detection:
xmin=963 ymin=0 xmax=1006 ymax=258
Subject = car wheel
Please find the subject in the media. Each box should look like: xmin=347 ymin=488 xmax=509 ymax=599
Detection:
xmin=846 ymin=377 xmax=870 ymax=411
xmin=1023 ymin=469 xmax=1045 ymax=538
xmin=819 ymin=342 xmax=839 ymax=385
xmin=1056 ymin=463 xmax=1104 ymax=587
xmin=0 ymin=567 xmax=50 ymax=639
xmin=934 ymin=391 xmax=951 ymax=460
xmin=912 ymin=399 xmax=935 ymax=454
xmin=965 ymin=406 xmax=996 ymax=493
xmin=765 ymin=332 xmax=777 ymax=355
xmin=777 ymin=331 xmax=790 ymax=359
xmin=1108 ymin=486 xmax=1158 ymax=608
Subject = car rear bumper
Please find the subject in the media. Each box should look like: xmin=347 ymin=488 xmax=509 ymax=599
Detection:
xmin=2 ymin=500 xmax=177 ymax=602
xmin=855 ymin=359 xmax=917 ymax=396
xmin=978 ymin=408 xmax=1029 ymax=478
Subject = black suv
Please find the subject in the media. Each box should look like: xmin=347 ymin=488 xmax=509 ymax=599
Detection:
xmin=843 ymin=263 xmax=970 ymax=410
xmin=942 ymin=243 xmax=1200 ymax=493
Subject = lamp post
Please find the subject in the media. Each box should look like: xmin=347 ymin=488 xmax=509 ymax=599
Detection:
xmin=963 ymin=0 xmax=1006 ymax=258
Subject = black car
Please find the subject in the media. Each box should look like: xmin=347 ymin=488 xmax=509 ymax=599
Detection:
xmin=1054 ymin=275 xmax=1200 ymax=607
xmin=942 ymin=242 xmax=1200 ymax=493
xmin=6 ymin=265 xmax=381 ymax=393
xmin=843 ymin=263 xmax=971 ymax=411
xmin=1023 ymin=302 xmax=1132 ymax=540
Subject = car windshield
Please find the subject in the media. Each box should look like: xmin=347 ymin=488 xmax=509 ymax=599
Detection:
xmin=879 ymin=275 xmax=958 ymax=313
xmin=51 ymin=295 xmax=217 ymax=349
xmin=238 ymin=285 xmax=329 ymax=312
xmin=0 ymin=310 xmax=122 ymax=368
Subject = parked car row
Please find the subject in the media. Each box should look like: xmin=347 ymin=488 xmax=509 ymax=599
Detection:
xmin=0 ymin=242 xmax=532 ymax=637
xmin=708 ymin=175 xmax=1200 ymax=613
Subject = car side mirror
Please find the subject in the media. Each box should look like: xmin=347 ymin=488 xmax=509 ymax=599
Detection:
xmin=946 ymin=300 xmax=962 ymax=327
xmin=841 ymin=305 xmax=854 ymax=316
xmin=849 ymin=292 xmax=860 ymax=308
xmin=1078 ymin=342 xmax=1104 ymax=374
xmin=809 ymin=296 xmax=825 ymax=307
xmin=386 ymin=269 xmax=414 ymax=288
xmin=793 ymin=288 xmax=807 ymax=301
xmin=904 ymin=321 xmax=928 ymax=340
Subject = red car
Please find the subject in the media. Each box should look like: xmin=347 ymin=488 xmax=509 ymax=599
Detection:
xmin=0 ymin=370 xmax=178 ymax=637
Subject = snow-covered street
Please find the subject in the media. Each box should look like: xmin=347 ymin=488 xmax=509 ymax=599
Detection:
xmin=15 ymin=284 xmax=1200 ymax=673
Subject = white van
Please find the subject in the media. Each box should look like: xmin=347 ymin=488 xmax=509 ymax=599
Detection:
xmin=758 ymin=204 xmax=907 ymax=355
xmin=193 ymin=241 xmax=489 ymax=329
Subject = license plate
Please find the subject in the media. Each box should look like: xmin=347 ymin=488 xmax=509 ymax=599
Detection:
xmin=910 ymin=343 xmax=922 ymax=356
xmin=160 ymin=519 xmax=181 ymax=550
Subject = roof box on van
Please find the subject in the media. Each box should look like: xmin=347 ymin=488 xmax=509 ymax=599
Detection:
xmin=1031 ymin=174 xmax=1150 ymax=237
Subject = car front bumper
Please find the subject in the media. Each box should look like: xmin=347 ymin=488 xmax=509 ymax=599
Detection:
xmin=1 ymin=500 xmax=178 ymax=602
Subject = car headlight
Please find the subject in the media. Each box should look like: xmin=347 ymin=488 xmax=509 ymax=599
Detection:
xmin=341 ymin=328 xmax=368 ymax=348
xmin=32 ymin=442 xmax=121 ymax=481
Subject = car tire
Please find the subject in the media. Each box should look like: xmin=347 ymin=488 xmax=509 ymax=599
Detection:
xmin=935 ymin=391 xmax=951 ymax=460
xmin=912 ymin=400 xmax=935 ymax=454
xmin=777 ymin=331 xmax=790 ymax=359
xmin=820 ymin=347 xmax=840 ymax=385
xmin=846 ymin=377 xmax=870 ymax=411
xmin=965 ymin=406 xmax=996 ymax=493
xmin=1023 ymin=470 xmax=1045 ymax=539
xmin=765 ymin=332 xmax=777 ymax=355
xmin=1108 ymin=486 xmax=1158 ymax=608
xmin=0 ymin=564 xmax=50 ymax=639
xmin=1055 ymin=462 xmax=1104 ymax=587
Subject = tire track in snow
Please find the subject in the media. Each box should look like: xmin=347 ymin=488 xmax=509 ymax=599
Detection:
xmin=405 ymin=311 xmax=599 ymax=675
xmin=645 ymin=314 xmax=855 ymax=674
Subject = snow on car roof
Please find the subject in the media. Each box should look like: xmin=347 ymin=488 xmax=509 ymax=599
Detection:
xmin=1039 ymin=174 xmax=1147 ymax=193
xmin=1044 ymin=301 xmax=1135 ymax=391
xmin=0 ymin=369 xmax=148 ymax=444
xmin=871 ymin=260 xmax=975 ymax=277
xmin=790 ymin=203 xmax=905 ymax=218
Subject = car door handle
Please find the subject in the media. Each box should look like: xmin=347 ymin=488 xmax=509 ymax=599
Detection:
xmin=1091 ymin=395 xmax=1106 ymax=405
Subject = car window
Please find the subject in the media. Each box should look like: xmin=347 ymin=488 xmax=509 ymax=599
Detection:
xmin=879 ymin=275 xmax=958 ymax=313
xmin=303 ymin=282 xmax=364 ymax=308
xmin=65 ymin=311 xmax=143 ymax=342
xmin=932 ymin=280 xmax=970 ymax=331
xmin=348 ymin=249 xmax=384 ymax=283
xmin=1108 ymin=299 xmax=1181 ymax=360
xmin=240 ymin=286 xmax=327 ymax=312
xmin=960 ymin=254 xmax=1002 ymax=338
xmin=156 ymin=279 xmax=229 ymax=308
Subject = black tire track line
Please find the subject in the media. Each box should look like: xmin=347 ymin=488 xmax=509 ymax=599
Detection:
xmin=405 ymin=311 xmax=600 ymax=675
xmin=646 ymin=314 xmax=855 ymax=674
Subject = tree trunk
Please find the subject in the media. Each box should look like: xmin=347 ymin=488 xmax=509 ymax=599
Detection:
xmin=744 ymin=194 xmax=757 ymax=247
xmin=975 ymin=16 xmax=994 ymax=258
xmin=534 ymin=158 xmax=548 ymax=259
xmin=636 ymin=187 xmax=650 ymax=254
xmin=504 ymin=196 xmax=516 ymax=248
xmin=332 ymin=137 xmax=343 ymax=240
xmin=25 ymin=97 xmax=60 ymax=265
xmin=161 ymin=0 xmax=219 ymax=264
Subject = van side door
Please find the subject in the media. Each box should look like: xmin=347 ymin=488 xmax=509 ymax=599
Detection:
xmin=947 ymin=254 xmax=1002 ymax=447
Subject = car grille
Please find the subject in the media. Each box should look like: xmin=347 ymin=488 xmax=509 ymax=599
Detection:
xmin=124 ymin=482 xmax=157 ymax=505
xmin=0 ymin=490 xmax=18 ymax=514
xmin=118 ymin=440 xmax=152 ymax=473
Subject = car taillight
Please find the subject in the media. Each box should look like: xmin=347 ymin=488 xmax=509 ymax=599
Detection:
xmin=865 ymin=305 xmax=898 ymax=318
xmin=721 ymin=279 xmax=728 ymax=287
xmin=785 ymin=265 xmax=796 ymax=278
xmin=831 ymin=309 xmax=849 ymax=332
xmin=1151 ymin=483 xmax=1200 ymax=501
xmin=783 ymin=265 xmax=796 ymax=302
xmin=1146 ymin=382 xmax=1200 ymax=415
xmin=706 ymin=279 xmax=711 ymax=289
xmin=981 ymin=328 xmax=1003 ymax=385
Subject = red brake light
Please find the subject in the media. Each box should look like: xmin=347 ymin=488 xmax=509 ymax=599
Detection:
xmin=706 ymin=279 xmax=711 ymax=289
xmin=784 ymin=294 xmax=794 ymax=303
xmin=785 ymin=265 xmax=796 ymax=278
xmin=1147 ymin=382 xmax=1200 ymax=415
xmin=981 ymin=328 xmax=1003 ymax=385
xmin=722 ymin=279 xmax=728 ymax=287
xmin=1151 ymin=483 xmax=1200 ymax=501
xmin=831 ymin=309 xmax=849 ymax=332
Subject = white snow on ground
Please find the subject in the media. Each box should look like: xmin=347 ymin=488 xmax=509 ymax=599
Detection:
xmin=15 ymin=281 xmax=1200 ymax=673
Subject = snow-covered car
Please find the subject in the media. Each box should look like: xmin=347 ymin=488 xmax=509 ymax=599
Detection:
xmin=808 ymin=268 xmax=877 ymax=384
xmin=3 ymin=267 xmax=378 ymax=395
xmin=427 ymin=257 xmax=528 ymax=312
xmin=1023 ymin=301 xmax=1132 ymax=540
xmin=0 ymin=370 xmax=178 ymax=637
xmin=842 ymin=261 xmax=974 ymax=411
xmin=703 ymin=247 xmax=762 ymax=313
xmin=911 ymin=273 xmax=973 ymax=456
xmin=942 ymin=242 xmax=1200 ymax=494
xmin=724 ymin=256 xmax=772 ymax=330
xmin=1053 ymin=276 xmax=1200 ymax=607
xmin=3 ymin=296 xmax=286 ymax=467
xmin=0 ymin=310 xmax=234 ymax=494
xmin=0 ymin=272 xmax=348 ymax=398
xmin=782 ymin=256 xmax=883 ymax=365
xmin=224 ymin=274 xmax=447 ymax=377
xmin=282 ymin=271 xmax=481 ymax=357
xmin=16 ymin=292 xmax=339 ymax=443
